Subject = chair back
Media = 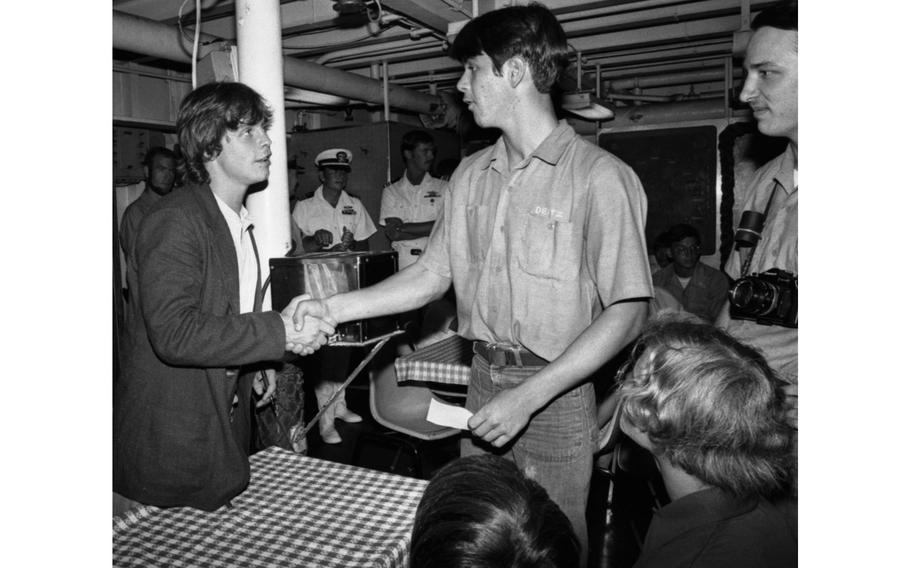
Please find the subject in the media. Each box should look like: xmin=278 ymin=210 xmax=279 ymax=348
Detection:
xmin=369 ymin=362 xmax=461 ymax=441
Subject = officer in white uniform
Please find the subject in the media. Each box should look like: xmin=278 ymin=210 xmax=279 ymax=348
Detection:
xmin=292 ymin=148 xmax=377 ymax=253
xmin=291 ymin=148 xmax=377 ymax=444
xmin=380 ymin=131 xmax=456 ymax=348
xmin=380 ymin=131 xmax=447 ymax=269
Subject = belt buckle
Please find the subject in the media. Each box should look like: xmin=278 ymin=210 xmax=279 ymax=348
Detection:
xmin=489 ymin=343 xmax=520 ymax=367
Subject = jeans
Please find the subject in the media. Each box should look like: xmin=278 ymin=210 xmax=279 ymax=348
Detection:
xmin=460 ymin=354 xmax=597 ymax=561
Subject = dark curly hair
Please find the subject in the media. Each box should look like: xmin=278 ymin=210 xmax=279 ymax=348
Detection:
xmin=176 ymin=82 xmax=273 ymax=184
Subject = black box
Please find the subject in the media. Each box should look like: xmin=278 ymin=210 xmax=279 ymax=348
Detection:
xmin=269 ymin=250 xmax=400 ymax=344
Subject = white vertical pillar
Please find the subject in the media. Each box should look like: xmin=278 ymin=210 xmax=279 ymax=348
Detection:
xmin=235 ymin=0 xmax=290 ymax=310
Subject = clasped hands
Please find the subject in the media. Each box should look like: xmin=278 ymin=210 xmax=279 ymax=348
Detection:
xmin=382 ymin=217 xmax=404 ymax=240
xmin=314 ymin=227 xmax=354 ymax=251
xmin=280 ymin=294 xmax=336 ymax=355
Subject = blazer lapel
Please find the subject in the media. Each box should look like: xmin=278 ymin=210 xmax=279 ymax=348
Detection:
xmin=192 ymin=184 xmax=241 ymax=315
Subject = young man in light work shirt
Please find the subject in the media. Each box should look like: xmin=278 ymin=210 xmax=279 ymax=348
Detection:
xmin=289 ymin=4 xmax=652 ymax=555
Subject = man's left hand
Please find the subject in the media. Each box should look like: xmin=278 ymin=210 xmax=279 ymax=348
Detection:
xmin=467 ymin=388 xmax=534 ymax=448
xmin=253 ymin=368 xmax=278 ymax=408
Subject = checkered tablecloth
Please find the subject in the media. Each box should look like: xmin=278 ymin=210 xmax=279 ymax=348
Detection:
xmin=394 ymin=335 xmax=473 ymax=386
xmin=113 ymin=447 xmax=428 ymax=567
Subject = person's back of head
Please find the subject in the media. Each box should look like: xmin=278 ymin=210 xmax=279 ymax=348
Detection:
xmin=176 ymin=81 xmax=273 ymax=185
xmin=618 ymin=314 xmax=793 ymax=498
xmin=449 ymin=2 xmax=569 ymax=94
xmin=410 ymin=454 xmax=580 ymax=568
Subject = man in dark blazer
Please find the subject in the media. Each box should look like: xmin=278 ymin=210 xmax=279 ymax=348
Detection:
xmin=114 ymin=82 xmax=334 ymax=512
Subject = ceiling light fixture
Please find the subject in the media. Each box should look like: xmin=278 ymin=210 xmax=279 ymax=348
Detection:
xmin=561 ymin=53 xmax=614 ymax=121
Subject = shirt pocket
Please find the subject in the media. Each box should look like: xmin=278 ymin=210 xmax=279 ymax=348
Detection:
xmin=516 ymin=214 xmax=582 ymax=280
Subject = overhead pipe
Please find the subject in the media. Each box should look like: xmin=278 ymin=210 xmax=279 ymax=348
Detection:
xmin=608 ymin=92 xmax=677 ymax=103
xmin=560 ymin=0 xmax=769 ymax=34
xmin=570 ymin=15 xmax=742 ymax=54
xmin=599 ymin=56 xmax=728 ymax=79
xmin=282 ymin=14 xmax=405 ymax=51
xmin=566 ymin=67 xmax=728 ymax=104
xmin=113 ymin=9 xmax=230 ymax=62
xmin=553 ymin=0 xmax=706 ymax=22
xmin=605 ymin=68 xmax=727 ymax=91
xmin=112 ymin=10 xmax=445 ymax=117
xmin=601 ymin=98 xmax=751 ymax=129
xmin=330 ymin=46 xmax=448 ymax=71
xmin=282 ymin=58 xmax=442 ymax=115
xmin=316 ymin=37 xmax=439 ymax=66
xmin=586 ymin=41 xmax=732 ymax=69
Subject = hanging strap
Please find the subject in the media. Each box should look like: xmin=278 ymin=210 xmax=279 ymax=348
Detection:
xmin=248 ymin=225 xmax=265 ymax=313
xmin=739 ymin=180 xmax=782 ymax=278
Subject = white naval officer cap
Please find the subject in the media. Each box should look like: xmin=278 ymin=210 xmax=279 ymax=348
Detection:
xmin=314 ymin=148 xmax=353 ymax=170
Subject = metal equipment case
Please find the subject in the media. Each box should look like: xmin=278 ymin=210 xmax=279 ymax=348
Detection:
xmin=269 ymin=250 xmax=400 ymax=344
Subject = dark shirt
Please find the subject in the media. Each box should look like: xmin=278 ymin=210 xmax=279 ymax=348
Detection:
xmin=652 ymin=262 xmax=729 ymax=322
xmin=634 ymin=487 xmax=797 ymax=568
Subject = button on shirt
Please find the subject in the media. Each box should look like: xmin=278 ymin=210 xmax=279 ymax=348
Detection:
xmin=380 ymin=173 xmax=446 ymax=268
xmin=213 ymin=193 xmax=258 ymax=314
xmin=292 ymin=186 xmax=377 ymax=246
xmin=717 ymin=144 xmax=797 ymax=382
xmin=418 ymin=121 xmax=653 ymax=362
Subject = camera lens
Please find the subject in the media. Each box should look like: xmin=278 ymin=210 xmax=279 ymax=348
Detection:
xmin=729 ymin=278 xmax=779 ymax=316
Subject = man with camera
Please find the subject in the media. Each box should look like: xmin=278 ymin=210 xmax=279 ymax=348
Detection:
xmin=717 ymin=0 xmax=798 ymax=429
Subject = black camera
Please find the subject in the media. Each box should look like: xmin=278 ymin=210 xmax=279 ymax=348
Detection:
xmin=729 ymin=268 xmax=797 ymax=328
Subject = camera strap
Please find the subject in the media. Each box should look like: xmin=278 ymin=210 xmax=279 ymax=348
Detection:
xmin=739 ymin=181 xmax=782 ymax=278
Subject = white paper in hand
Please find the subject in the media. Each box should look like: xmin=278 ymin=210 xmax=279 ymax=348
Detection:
xmin=426 ymin=398 xmax=474 ymax=430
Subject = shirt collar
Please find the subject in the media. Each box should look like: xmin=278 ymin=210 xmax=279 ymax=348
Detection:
xmin=142 ymin=181 xmax=164 ymax=202
xmin=315 ymin=185 xmax=348 ymax=208
xmin=649 ymin=487 xmax=757 ymax=543
xmin=212 ymin=191 xmax=252 ymax=233
xmin=772 ymin=143 xmax=798 ymax=196
xmin=482 ymin=120 xmax=575 ymax=173
xmin=403 ymin=172 xmax=428 ymax=188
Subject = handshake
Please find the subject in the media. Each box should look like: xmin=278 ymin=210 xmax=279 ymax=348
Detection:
xmin=279 ymin=294 xmax=336 ymax=356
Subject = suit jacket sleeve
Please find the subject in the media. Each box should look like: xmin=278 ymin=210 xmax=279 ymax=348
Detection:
xmin=135 ymin=205 xmax=286 ymax=367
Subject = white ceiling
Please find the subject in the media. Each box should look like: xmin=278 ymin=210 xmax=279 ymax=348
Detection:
xmin=113 ymin=0 xmax=775 ymax=112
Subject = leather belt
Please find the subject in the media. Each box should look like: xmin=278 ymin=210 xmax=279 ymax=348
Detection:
xmin=473 ymin=342 xmax=549 ymax=367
